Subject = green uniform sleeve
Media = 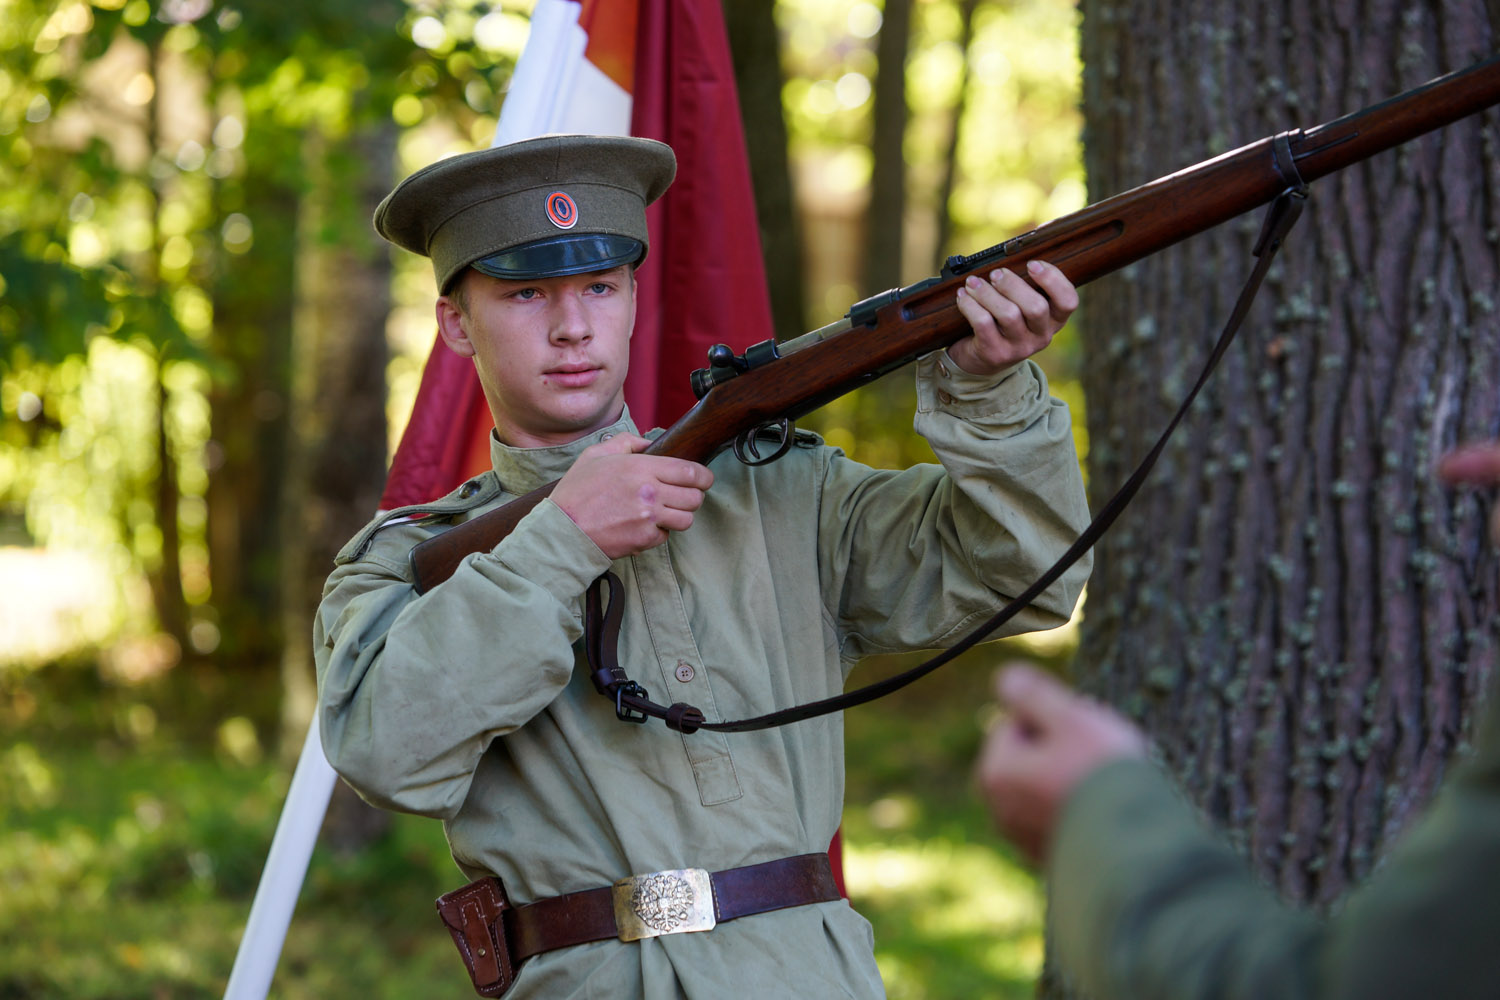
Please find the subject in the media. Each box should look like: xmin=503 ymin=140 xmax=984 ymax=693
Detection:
xmin=1049 ymin=691 xmax=1500 ymax=1000
xmin=314 ymin=497 xmax=611 ymax=818
xmin=1319 ymin=694 xmax=1500 ymax=1000
xmin=818 ymin=353 xmax=1091 ymax=658
xmin=1048 ymin=759 xmax=1323 ymax=1000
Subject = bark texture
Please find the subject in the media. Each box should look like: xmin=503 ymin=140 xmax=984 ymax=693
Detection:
xmin=1076 ymin=1 xmax=1500 ymax=908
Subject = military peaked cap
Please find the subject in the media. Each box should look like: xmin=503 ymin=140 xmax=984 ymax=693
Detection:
xmin=373 ymin=133 xmax=677 ymax=292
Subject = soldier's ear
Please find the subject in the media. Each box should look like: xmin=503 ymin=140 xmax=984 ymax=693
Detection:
xmin=435 ymin=295 xmax=476 ymax=358
xmin=627 ymin=271 xmax=638 ymax=341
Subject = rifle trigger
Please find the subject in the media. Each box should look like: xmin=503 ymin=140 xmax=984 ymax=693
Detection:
xmin=732 ymin=419 xmax=795 ymax=466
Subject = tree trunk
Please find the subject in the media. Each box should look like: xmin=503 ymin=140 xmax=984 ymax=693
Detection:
xmin=932 ymin=0 xmax=980 ymax=266
xmin=721 ymin=0 xmax=807 ymax=343
xmin=150 ymin=362 xmax=189 ymax=647
xmin=206 ymin=115 xmax=299 ymax=669
xmin=862 ymin=0 xmax=913 ymax=296
xmin=278 ymin=123 xmax=396 ymax=848
xmin=143 ymin=38 xmax=190 ymax=653
xmin=1075 ymin=0 xmax=1500 ymax=923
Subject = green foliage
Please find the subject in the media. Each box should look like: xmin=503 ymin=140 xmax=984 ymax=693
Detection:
xmin=780 ymin=0 xmax=1087 ymax=472
xmin=0 ymin=657 xmax=471 ymax=998
xmin=946 ymin=0 xmax=1084 ymax=251
xmin=840 ymin=635 xmax=1077 ymax=998
xmin=0 ymin=0 xmax=522 ymax=651
xmin=0 ymin=244 xmax=115 ymax=363
xmin=779 ymin=0 xmax=1083 ymax=289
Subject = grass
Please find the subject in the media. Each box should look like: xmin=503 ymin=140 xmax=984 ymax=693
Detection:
xmin=840 ymin=645 xmax=1051 ymax=999
xmin=0 ymin=657 xmax=471 ymax=999
xmin=1 ymin=637 xmax=1057 ymax=998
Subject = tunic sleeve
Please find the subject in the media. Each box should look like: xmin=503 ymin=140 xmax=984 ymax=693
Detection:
xmin=1048 ymin=689 xmax=1500 ymax=1000
xmin=1048 ymin=759 xmax=1324 ymax=1000
xmin=1319 ymin=691 xmax=1500 ymax=1000
xmin=816 ymin=352 xmax=1092 ymax=659
xmin=314 ymin=497 xmax=611 ymax=818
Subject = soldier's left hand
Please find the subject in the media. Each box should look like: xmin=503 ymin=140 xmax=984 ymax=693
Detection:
xmin=950 ymin=259 xmax=1077 ymax=377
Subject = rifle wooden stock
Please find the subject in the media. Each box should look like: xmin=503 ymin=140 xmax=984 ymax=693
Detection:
xmin=409 ymin=54 xmax=1500 ymax=593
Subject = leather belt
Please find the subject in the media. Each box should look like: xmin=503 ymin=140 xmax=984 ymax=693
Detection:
xmin=437 ymin=853 xmax=841 ymax=997
xmin=511 ymin=852 xmax=840 ymax=959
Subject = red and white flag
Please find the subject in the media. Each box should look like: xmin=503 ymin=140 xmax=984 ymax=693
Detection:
xmin=490 ymin=0 xmax=635 ymax=145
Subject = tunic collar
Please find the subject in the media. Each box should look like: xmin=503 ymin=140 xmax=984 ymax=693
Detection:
xmin=488 ymin=408 xmax=639 ymax=495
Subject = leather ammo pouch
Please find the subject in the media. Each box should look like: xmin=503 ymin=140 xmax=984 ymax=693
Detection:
xmin=436 ymin=877 xmax=517 ymax=997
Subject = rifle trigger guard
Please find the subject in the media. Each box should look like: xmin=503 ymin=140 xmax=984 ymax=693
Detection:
xmin=733 ymin=419 xmax=795 ymax=466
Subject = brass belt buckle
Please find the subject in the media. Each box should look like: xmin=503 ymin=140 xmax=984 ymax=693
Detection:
xmin=612 ymin=867 xmax=717 ymax=942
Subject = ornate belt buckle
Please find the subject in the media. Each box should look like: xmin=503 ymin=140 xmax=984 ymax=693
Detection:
xmin=612 ymin=867 xmax=717 ymax=942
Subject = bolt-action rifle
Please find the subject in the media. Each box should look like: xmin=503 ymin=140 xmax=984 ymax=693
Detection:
xmin=410 ymin=54 xmax=1500 ymax=595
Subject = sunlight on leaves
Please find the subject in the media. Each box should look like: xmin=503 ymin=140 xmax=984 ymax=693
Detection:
xmin=1 ymin=742 xmax=58 ymax=809
xmin=0 ymin=548 xmax=121 ymax=664
xmin=845 ymin=836 xmax=1045 ymax=997
xmin=216 ymin=716 xmax=262 ymax=767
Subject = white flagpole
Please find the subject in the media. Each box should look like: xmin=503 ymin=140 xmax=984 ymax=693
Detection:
xmin=222 ymin=715 xmax=338 ymax=1000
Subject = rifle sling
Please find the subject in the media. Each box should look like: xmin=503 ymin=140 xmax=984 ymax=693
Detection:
xmin=583 ymin=184 xmax=1310 ymax=735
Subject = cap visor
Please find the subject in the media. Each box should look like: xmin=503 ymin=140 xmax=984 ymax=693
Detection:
xmin=470 ymin=235 xmax=644 ymax=280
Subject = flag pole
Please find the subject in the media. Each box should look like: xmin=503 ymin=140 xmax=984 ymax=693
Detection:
xmin=221 ymin=716 xmax=339 ymax=1000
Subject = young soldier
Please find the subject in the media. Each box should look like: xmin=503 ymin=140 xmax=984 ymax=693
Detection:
xmin=316 ymin=133 xmax=1091 ymax=997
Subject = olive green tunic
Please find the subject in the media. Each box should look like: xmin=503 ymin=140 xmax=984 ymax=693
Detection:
xmin=1050 ymin=680 xmax=1500 ymax=1000
xmin=316 ymin=354 xmax=1090 ymax=998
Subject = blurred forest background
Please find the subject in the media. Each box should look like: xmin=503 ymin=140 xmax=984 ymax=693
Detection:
xmin=4 ymin=0 xmax=1499 ymax=998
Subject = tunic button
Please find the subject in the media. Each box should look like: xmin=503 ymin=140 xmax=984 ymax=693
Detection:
xmin=937 ymin=390 xmax=954 ymax=406
xmin=600 ymin=432 xmax=614 ymax=441
xmin=674 ymin=661 xmax=696 ymax=683
xmin=458 ymin=479 xmax=481 ymax=499
xmin=937 ymin=360 xmax=950 ymax=378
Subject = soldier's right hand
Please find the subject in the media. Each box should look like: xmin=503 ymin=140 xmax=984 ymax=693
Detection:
xmin=551 ymin=434 xmax=715 ymax=559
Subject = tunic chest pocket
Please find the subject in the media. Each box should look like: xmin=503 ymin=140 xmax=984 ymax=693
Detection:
xmin=623 ymin=549 xmax=744 ymax=807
